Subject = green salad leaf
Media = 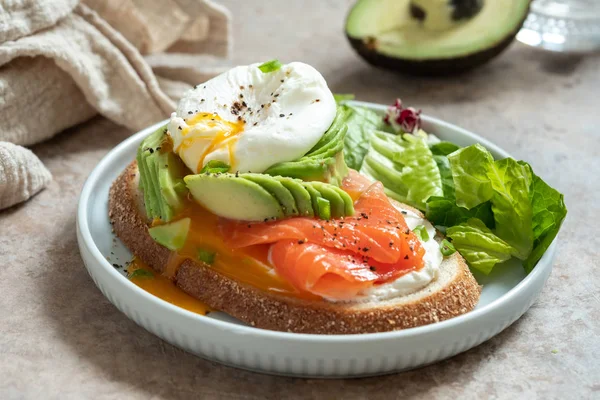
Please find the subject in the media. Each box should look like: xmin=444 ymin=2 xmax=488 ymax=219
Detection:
xmin=333 ymin=93 xmax=355 ymax=103
xmin=360 ymin=131 xmax=443 ymax=210
xmin=447 ymin=218 xmax=515 ymax=274
xmin=448 ymin=144 xmax=495 ymax=209
xmin=523 ymin=165 xmax=567 ymax=272
xmin=426 ymin=196 xmax=495 ymax=229
xmin=342 ymin=105 xmax=388 ymax=170
xmin=393 ymin=133 xmax=444 ymax=210
xmin=487 ymin=158 xmax=533 ymax=259
xmin=430 ymin=141 xmax=461 ymax=156
xmin=433 ymin=154 xmax=455 ymax=199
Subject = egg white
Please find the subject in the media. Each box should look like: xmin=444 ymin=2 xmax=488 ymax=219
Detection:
xmin=168 ymin=62 xmax=337 ymax=174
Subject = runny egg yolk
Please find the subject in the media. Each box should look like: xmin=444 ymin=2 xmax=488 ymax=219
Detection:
xmin=175 ymin=113 xmax=245 ymax=172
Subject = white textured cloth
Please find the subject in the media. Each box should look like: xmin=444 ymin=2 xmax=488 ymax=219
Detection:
xmin=0 ymin=142 xmax=52 ymax=210
xmin=0 ymin=0 xmax=231 ymax=210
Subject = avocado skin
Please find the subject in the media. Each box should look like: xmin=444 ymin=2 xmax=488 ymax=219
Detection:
xmin=346 ymin=5 xmax=529 ymax=76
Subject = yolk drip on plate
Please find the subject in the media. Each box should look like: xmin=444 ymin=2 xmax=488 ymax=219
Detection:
xmin=128 ymin=258 xmax=212 ymax=315
xmin=175 ymin=113 xmax=245 ymax=172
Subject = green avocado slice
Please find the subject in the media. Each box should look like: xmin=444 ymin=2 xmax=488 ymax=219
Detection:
xmin=264 ymin=107 xmax=351 ymax=185
xmin=137 ymin=127 xmax=165 ymax=219
xmin=146 ymin=154 xmax=168 ymax=220
xmin=310 ymin=182 xmax=346 ymax=219
xmin=264 ymin=158 xmax=331 ymax=182
xmin=306 ymin=108 xmax=349 ymax=157
xmin=148 ymin=218 xmax=191 ymax=251
xmin=319 ymin=182 xmax=354 ymax=217
xmin=303 ymin=184 xmax=328 ymax=219
xmin=242 ymin=174 xmax=299 ymax=217
xmin=137 ymin=125 xmax=190 ymax=222
xmin=277 ymin=177 xmax=314 ymax=217
xmin=185 ymin=172 xmax=354 ymax=221
xmin=185 ymin=173 xmax=284 ymax=221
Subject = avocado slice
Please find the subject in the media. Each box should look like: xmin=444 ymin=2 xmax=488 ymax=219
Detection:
xmin=137 ymin=127 xmax=165 ymax=219
xmin=146 ymin=153 xmax=169 ymax=219
xmin=137 ymin=126 xmax=190 ymax=222
xmin=264 ymin=107 xmax=351 ymax=185
xmin=316 ymin=197 xmax=331 ymax=221
xmin=185 ymin=172 xmax=355 ymax=221
xmin=148 ymin=218 xmax=191 ymax=251
xmin=264 ymin=158 xmax=332 ymax=183
xmin=185 ymin=173 xmax=284 ymax=221
xmin=158 ymin=151 xmax=189 ymax=215
xmin=345 ymin=0 xmax=531 ymax=75
xmin=311 ymin=183 xmax=345 ymax=219
xmin=303 ymin=183 xmax=328 ymax=219
xmin=325 ymin=182 xmax=354 ymax=217
xmin=277 ymin=177 xmax=314 ymax=217
xmin=311 ymin=182 xmax=354 ymax=219
xmin=242 ymin=174 xmax=299 ymax=217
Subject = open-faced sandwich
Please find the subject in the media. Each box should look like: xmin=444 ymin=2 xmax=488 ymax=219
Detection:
xmin=109 ymin=60 xmax=566 ymax=334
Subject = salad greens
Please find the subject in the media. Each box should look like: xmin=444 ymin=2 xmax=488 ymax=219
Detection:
xmin=360 ymin=131 xmax=443 ymax=210
xmin=341 ymin=104 xmax=389 ymax=170
xmin=446 ymin=219 xmax=514 ymax=275
xmin=342 ymin=102 xmax=567 ymax=275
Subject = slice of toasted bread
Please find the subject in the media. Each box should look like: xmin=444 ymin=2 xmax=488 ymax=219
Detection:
xmin=109 ymin=161 xmax=481 ymax=334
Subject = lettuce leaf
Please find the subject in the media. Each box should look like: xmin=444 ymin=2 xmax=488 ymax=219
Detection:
xmin=523 ymin=164 xmax=567 ymax=272
xmin=426 ymin=196 xmax=495 ymax=229
xmin=393 ymin=133 xmax=444 ymax=210
xmin=447 ymin=218 xmax=515 ymax=274
xmin=487 ymin=158 xmax=534 ymax=260
xmin=430 ymin=141 xmax=461 ymax=156
xmin=342 ymin=105 xmax=388 ymax=170
xmin=360 ymin=131 xmax=443 ymax=210
xmin=448 ymin=144 xmax=495 ymax=209
xmin=433 ymin=154 xmax=455 ymax=199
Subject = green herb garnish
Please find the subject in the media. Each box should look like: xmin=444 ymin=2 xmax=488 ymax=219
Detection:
xmin=197 ymin=248 xmax=216 ymax=265
xmin=333 ymin=93 xmax=355 ymax=103
xmin=129 ymin=269 xmax=154 ymax=280
xmin=440 ymin=239 xmax=456 ymax=257
xmin=412 ymin=225 xmax=430 ymax=241
xmin=258 ymin=59 xmax=283 ymax=73
xmin=200 ymin=160 xmax=230 ymax=174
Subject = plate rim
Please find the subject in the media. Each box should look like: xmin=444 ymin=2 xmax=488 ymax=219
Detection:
xmin=77 ymin=101 xmax=556 ymax=342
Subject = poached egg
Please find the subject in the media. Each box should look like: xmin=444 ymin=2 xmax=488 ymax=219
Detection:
xmin=168 ymin=62 xmax=336 ymax=174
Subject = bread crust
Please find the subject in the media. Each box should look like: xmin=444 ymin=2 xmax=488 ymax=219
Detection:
xmin=109 ymin=161 xmax=481 ymax=334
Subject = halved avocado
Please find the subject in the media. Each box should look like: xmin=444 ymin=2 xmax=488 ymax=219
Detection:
xmin=345 ymin=0 xmax=531 ymax=75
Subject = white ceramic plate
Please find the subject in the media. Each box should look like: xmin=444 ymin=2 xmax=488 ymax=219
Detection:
xmin=77 ymin=102 xmax=557 ymax=378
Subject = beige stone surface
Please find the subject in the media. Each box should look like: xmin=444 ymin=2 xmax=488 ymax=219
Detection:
xmin=1 ymin=1 xmax=599 ymax=398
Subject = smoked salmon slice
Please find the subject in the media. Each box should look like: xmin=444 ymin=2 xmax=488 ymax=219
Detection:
xmin=220 ymin=170 xmax=426 ymax=300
